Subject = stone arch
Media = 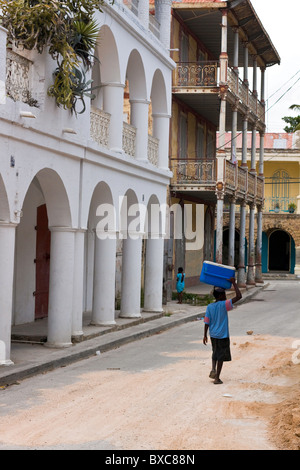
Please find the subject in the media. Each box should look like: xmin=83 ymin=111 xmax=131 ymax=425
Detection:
xmin=150 ymin=68 xmax=168 ymax=115
xmin=14 ymin=169 xmax=73 ymax=326
xmin=268 ymin=229 xmax=295 ymax=273
xmin=126 ymin=49 xmax=147 ymax=101
xmin=94 ymin=25 xmax=121 ymax=84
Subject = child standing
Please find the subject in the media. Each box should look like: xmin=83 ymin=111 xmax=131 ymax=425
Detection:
xmin=176 ymin=267 xmax=185 ymax=304
xmin=203 ymin=277 xmax=242 ymax=384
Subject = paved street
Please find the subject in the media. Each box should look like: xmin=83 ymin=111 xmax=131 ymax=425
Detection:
xmin=0 ymin=280 xmax=299 ymax=451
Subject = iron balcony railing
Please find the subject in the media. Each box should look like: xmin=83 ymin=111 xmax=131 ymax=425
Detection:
xmin=173 ymin=62 xmax=265 ymax=121
xmin=170 ymin=158 xmax=264 ymax=203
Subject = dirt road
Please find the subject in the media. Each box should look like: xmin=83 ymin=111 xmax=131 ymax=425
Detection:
xmin=0 ymin=326 xmax=299 ymax=450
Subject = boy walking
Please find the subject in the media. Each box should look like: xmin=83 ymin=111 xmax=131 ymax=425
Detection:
xmin=203 ymin=277 xmax=242 ymax=384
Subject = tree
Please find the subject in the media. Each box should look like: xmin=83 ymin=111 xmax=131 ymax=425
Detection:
xmin=282 ymin=104 xmax=300 ymax=133
xmin=0 ymin=0 xmax=108 ymax=114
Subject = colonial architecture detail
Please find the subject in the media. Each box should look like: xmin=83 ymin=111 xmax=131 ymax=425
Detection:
xmin=168 ymin=0 xmax=280 ymax=291
xmin=0 ymin=1 xmax=174 ymax=364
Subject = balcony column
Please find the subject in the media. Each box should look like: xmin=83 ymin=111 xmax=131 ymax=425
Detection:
xmin=0 ymin=223 xmax=16 ymax=365
xmin=138 ymin=0 xmax=149 ymax=30
xmin=231 ymin=104 xmax=238 ymax=163
xmin=252 ymin=55 xmax=258 ymax=96
xmin=243 ymin=42 xmax=249 ymax=86
xmin=228 ymin=197 xmax=236 ymax=267
xmin=155 ymin=0 xmax=172 ymax=49
xmin=152 ymin=113 xmax=171 ymax=170
xmin=46 ymin=227 xmax=75 ymax=348
xmin=130 ymin=99 xmax=150 ymax=162
xmin=219 ymin=9 xmax=228 ymax=85
xmin=259 ymin=131 xmax=265 ymax=176
xmin=91 ymin=230 xmax=117 ymax=326
xmin=247 ymin=203 xmax=256 ymax=285
xmin=120 ymin=233 xmax=143 ymax=318
xmin=102 ymin=82 xmax=125 ymax=153
xmin=251 ymin=125 xmax=257 ymax=172
xmin=237 ymin=202 xmax=247 ymax=287
xmin=216 ymin=192 xmax=225 ymax=265
xmin=232 ymin=26 xmax=239 ymax=74
xmin=260 ymin=67 xmax=266 ymax=104
xmin=255 ymin=205 xmax=263 ymax=284
xmin=241 ymin=114 xmax=248 ymax=167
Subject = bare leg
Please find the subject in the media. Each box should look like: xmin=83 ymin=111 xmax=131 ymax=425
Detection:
xmin=214 ymin=361 xmax=223 ymax=384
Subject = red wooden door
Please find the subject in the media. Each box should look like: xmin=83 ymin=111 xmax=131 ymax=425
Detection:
xmin=35 ymin=204 xmax=51 ymax=319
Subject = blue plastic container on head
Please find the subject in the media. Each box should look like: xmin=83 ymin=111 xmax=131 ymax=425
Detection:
xmin=200 ymin=261 xmax=236 ymax=289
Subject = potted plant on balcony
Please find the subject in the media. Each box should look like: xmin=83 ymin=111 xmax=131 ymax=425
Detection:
xmin=288 ymin=202 xmax=297 ymax=213
xmin=274 ymin=202 xmax=280 ymax=213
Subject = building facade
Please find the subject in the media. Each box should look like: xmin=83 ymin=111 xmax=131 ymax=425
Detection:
xmin=222 ymin=132 xmax=300 ymax=277
xmin=0 ymin=1 xmax=174 ymax=365
xmin=167 ymin=0 xmax=280 ymax=293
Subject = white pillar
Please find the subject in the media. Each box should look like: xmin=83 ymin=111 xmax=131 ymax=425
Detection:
xmin=102 ymin=82 xmax=125 ymax=153
xmin=72 ymin=229 xmax=86 ymax=340
xmin=138 ymin=0 xmax=149 ymax=29
xmin=120 ymin=234 xmax=143 ymax=318
xmin=255 ymin=206 xmax=263 ymax=284
xmin=247 ymin=204 xmax=256 ymax=285
xmin=152 ymin=113 xmax=171 ymax=170
xmin=0 ymin=26 xmax=7 ymax=105
xmin=130 ymin=99 xmax=149 ymax=162
xmin=91 ymin=231 xmax=117 ymax=326
xmin=237 ymin=202 xmax=247 ymax=287
xmin=155 ymin=0 xmax=172 ymax=49
xmin=143 ymin=236 xmax=164 ymax=312
xmin=215 ymin=194 xmax=224 ymax=264
xmin=243 ymin=42 xmax=249 ymax=85
xmin=252 ymin=55 xmax=257 ymax=96
xmin=0 ymin=223 xmax=16 ymax=365
xmin=228 ymin=198 xmax=236 ymax=267
xmin=46 ymin=227 xmax=75 ymax=348
xmin=233 ymin=26 xmax=239 ymax=73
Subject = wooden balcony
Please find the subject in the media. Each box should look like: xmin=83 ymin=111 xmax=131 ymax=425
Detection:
xmin=172 ymin=61 xmax=266 ymax=130
xmin=170 ymin=157 xmax=264 ymax=205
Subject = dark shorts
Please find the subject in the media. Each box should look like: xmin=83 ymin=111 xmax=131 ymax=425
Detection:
xmin=211 ymin=337 xmax=231 ymax=362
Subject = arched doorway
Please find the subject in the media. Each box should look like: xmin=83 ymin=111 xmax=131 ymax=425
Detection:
xmin=269 ymin=230 xmax=290 ymax=271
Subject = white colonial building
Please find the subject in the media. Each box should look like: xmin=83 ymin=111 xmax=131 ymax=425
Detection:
xmin=0 ymin=0 xmax=174 ymax=364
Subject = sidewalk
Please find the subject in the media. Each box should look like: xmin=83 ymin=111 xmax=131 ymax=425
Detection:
xmin=0 ymin=283 xmax=264 ymax=387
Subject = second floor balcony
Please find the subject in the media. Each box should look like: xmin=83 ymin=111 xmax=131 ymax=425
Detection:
xmin=170 ymin=157 xmax=264 ymax=206
xmin=173 ymin=60 xmax=265 ymax=130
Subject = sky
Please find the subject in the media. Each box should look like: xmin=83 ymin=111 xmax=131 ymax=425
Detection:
xmin=250 ymin=0 xmax=300 ymax=133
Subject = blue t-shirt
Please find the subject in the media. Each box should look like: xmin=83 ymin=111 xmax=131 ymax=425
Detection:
xmin=204 ymin=299 xmax=233 ymax=339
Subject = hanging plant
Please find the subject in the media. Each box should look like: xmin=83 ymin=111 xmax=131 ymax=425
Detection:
xmin=0 ymin=0 xmax=108 ymax=114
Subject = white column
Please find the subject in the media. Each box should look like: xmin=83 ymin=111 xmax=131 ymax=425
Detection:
xmin=120 ymin=234 xmax=143 ymax=318
xmin=255 ymin=206 xmax=263 ymax=284
xmin=233 ymin=26 xmax=239 ymax=73
xmin=143 ymin=236 xmax=164 ymax=312
xmin=91 ymin=231 xmax=117 ymax=326
xmin=102 ymin=82 xmax=125 ymax=153
xmin=0 ymin=223 xmax=16 ymax=365
xmin=138 ymin=0 xmax=149 ymax=29
xmin=155 ymin=0 xmax=172 ymax=49
xmin=251 ymin=125 xmax=257 ymax=171
xmin=0 ymin=26 xmax=7 ymax=104
xmin=152 ymin=113 xmax=171 ymax=170
xmin=237 ymin=202 xmax=247 ymax=287
xmin=130 ymin=99 xmax=149 ymax=162
xmin=215 ymin=194 xmax=224 ymax=264
xmin=247 ymin=204 xmax=256 ymax=285
xmin=228 ymin=197 xmax=236 ymax=267
xmin=252 ymin=55 xmax=257 ymax=96
xmin=72 ymin=229 xmax=86 ymax=340
xmin=243 ymin=42 xmax=249 ymax=85
xmin=260 ymin=67 xmax=266 ymax=104
xmin=46 ymin=227 xmax=75 ymax=348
